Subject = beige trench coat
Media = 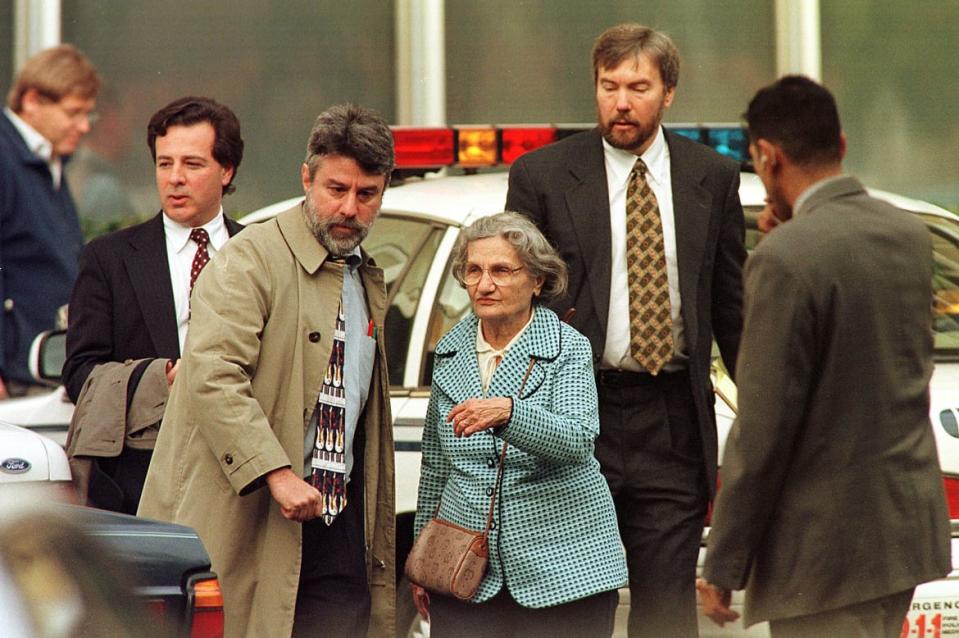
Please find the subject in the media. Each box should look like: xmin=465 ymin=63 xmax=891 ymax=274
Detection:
xmin=138 ymin=205 xmax=395 ymax=637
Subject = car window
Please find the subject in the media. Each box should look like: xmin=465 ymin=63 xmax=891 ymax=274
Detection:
xmin=421 ymin=260 xmax=472 ymax=386
xmin=364 ymin=215 xmax=444 ymax=386
xmin=742 ymin=207 xmax=959 ymax=360
xmin=921 ymin=214 xmax=959 ymax=358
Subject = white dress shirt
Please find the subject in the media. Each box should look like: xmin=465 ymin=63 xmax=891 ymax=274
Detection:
xmin=601 ymin=126 xmax=687 ymax=371
xmin=163 ymin=210 xmax=230 ymax=353
xmin=4 ymin=107 xmax=62 ymax=188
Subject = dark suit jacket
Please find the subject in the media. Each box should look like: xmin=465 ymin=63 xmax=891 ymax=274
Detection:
xmin=0 ymin=111 xmax=84 ymax=385
xmin=63 ymin=211 xmax=243 ymax=403
xmin=703 ymin=177 xmax=951 ymax=625
xmin=506 ymin=128 xmax=746 ymax=493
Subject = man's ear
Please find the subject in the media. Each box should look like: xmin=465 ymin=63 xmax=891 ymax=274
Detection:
xmin=300 ymin=163 xmax=311 ymax=193
xmin=18 ymin=88 xmax=43 ymax=117
xmin=220 ymin=165 xmax=235 ymax=189
xmin=755 ymin=139 xmax=778 ymax=171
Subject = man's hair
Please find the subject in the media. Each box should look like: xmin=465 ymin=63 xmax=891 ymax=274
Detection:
xmin=7 ymin=44 xmax=101 ymax=112
xmin=745 ymin=75 xmax=842 ymax=166
xmin=146 ymin=96 xmax=244 ymax=195
xmin=304 ymin=104 xmax=394 ymax=182
xmin=592 ymin=23 xmax=680 ymax=89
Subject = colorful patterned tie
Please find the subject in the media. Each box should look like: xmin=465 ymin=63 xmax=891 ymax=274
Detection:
xmin=310 ymin=302 xmax=348 ymax=526
xmin=189 ymin=228 xmax=211 ymax=295
xmin=626 ymin=158 xmax=673 ymax=374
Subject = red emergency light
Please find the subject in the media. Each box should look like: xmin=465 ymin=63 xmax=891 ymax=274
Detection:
xmin=390 ymin=123 xmax=747 ymax=172
xmin=391 ymin=125 xmax=561 ymax=170
xmin=501 ymin=127 xmax=557 ymax=164
xmin=391 ymin=127 xmax=455 ymax=168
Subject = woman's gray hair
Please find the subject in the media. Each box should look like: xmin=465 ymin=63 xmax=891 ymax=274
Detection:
xmin=451 ymin=211 xmax=568 ymax=303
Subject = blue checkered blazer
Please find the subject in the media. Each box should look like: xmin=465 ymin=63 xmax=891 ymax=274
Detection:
xmin=413 ymin=306 xmax=627 ymax=607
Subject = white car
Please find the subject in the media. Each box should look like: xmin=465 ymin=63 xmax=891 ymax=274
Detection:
xmin=7 ymin=124 xmax=959 ymax=636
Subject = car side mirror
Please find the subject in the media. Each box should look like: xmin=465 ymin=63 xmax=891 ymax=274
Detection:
xmin=28 ymin=330 xmax=66 ymax=385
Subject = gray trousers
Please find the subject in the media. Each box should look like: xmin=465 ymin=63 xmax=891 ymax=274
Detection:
xmin=769 ymin=588 xmax=915 ymax=638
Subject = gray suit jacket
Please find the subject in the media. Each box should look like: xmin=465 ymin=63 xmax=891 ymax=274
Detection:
xmin=506 ymin=128 xmax=746 ymax=493
xmin=703 ymin=176 xmax=951 ymax=625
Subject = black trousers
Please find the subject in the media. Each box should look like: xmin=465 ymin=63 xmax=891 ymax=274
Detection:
xmin=595 ymin=369 xmax=708 ymax=638
xmin=430 ymin=588 xmax=619 ymax=638
xmin=293 ymin=476 xmax=370 ymax=638
xmin=90 ymin=447 xmax=153 ymax=514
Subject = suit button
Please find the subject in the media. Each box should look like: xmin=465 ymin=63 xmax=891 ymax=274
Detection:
xmin=485 ymin=487 xmax=494 ymax=496
xmin=308 ymin=331 xmax=321 ymax=343
xmin=223 ymin=453 xmax=234 ymax=465
xmin=3 ymin=298 xmax=13 ymax=312
xmin=490 ymin=521 xmax=496 ymax=530
xmin=487 ymin=458 xmax=496 ymax=468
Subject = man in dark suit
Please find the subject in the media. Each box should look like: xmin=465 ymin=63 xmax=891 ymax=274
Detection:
xmin=506 ymin=23 xmax=745 ymax=637
xmin=63 ymin=96 xmax=244 ymax=514
xmin=699 ymin=76 xmax=951 ymax=637
xmin=0 ymin=45 xmax=100 ymax=398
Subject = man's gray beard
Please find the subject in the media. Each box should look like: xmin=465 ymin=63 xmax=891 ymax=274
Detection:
xmin=302 ymin=192 xmax=370 ymax=256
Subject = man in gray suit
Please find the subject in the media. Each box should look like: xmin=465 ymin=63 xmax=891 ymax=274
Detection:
xmin=699 ymin=75 xmax=951 ymax=637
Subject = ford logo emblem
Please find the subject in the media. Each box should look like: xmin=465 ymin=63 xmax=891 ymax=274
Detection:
xmin=0 ymin=458 xmax=31 ymax=474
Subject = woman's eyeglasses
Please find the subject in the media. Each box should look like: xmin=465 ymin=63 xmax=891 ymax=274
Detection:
xmin=462 ymin=264 xmax=525 ymax=286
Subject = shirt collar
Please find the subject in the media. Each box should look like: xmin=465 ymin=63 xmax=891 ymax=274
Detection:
xmin=602 ymin=125 xmax=669 ymax=187
xmin=5 ymin=107 xmax=54 ymax=162
xmin=793 ymin=174 xmax=848 ymax=217
xmin=475 ymin=308 xmax=536 ymax=356
xmin=327 ymin=247 xmax=363 ymax=272
xmin=163 ymin=208 xmax=227 ymax=253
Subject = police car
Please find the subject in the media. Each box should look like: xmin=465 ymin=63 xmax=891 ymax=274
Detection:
xmin=6 ymin=124 xmax=959 ymax=636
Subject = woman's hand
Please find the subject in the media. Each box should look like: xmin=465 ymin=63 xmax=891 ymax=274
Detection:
xmin=411 ymin=583 xmax=430 ymax=620
xmin=448 ymin=397 xmax=512 ymax=437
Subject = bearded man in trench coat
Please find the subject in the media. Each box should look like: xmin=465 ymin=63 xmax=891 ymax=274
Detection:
xmin=139 ymin=104 xmax=396 ymax=637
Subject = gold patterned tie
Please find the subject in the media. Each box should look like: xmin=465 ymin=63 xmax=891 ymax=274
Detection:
xmin=626 ymin=158 xmax=673 ymax=374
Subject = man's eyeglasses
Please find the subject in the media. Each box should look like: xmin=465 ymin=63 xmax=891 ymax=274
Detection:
xmin=462 ymin=264 xmax=526 ymax=286
xmin=40 ymin=96 xmax=99 ymax=125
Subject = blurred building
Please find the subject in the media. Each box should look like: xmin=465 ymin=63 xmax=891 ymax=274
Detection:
xmin=2 ymin=0 xmax=956 ymax=234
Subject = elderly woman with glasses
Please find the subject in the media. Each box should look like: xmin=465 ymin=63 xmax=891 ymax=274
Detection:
xmin=410 ymin=212 xmax=627 ymax=638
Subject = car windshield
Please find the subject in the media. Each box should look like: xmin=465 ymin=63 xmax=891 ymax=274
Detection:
xmin=744 ymin=206 xmax=959 ymax=361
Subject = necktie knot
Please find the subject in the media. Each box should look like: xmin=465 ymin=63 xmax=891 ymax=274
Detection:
xmin=190 ymin=227 xmax=210 ymax=248
xmin=631 ymin=158 xmax=648 ymax=178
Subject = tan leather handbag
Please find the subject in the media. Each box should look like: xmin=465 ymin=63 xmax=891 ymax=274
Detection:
xmin=405 ymin=359 xmax=535 ymax=600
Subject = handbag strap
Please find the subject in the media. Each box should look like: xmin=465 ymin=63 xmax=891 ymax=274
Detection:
xmin=430 ymin=357 xmax=537 ymax=530
xmin=482 ymin=356 xmax=536 ymax=535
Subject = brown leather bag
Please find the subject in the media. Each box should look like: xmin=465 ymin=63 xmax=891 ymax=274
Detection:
xmin=405 ymin=358 xmax=535 ymax=600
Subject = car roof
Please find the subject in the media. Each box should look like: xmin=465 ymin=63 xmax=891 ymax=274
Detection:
xmin=240 ymin=168 xmax=957 ymax=227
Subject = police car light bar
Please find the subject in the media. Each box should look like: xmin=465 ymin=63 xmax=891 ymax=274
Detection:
xmin=390 ymin=124 xmax=748 ymax=171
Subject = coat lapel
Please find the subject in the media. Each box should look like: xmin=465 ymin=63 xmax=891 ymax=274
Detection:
xmin=433 ymin=309 xmax=562 ymax=405
xmin=432 ymin=316 xmax=484 ymax=405
xmin=224 ymin=214 xmax=244 ymax=237
xmin=666 ymin=130 xmax=712 ymax=353
xmin=124 ymin=213 xmax=180 ymax=358
xmin=564 ymin=130 xmax=613 ymax=330
xmin=487 ymin=311 xmax=559 ymax=400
